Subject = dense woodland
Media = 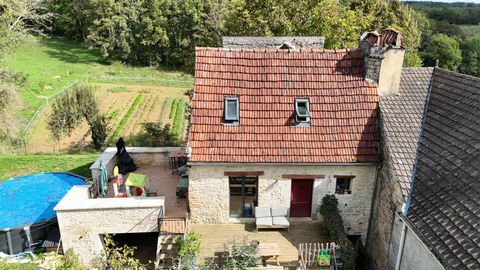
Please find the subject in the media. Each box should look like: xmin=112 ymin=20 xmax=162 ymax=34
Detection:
xmin=1 ymin=0 xmax=480 ymax=148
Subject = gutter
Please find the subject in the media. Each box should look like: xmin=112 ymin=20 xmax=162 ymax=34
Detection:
xmin=394 ymin=221 xmax=408 ymax=270
xmin=187 ymin=162 xmax=379 ymax=166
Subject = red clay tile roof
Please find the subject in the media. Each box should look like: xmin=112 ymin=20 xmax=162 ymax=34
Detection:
xmin=188 ymin=47 xmax=380 ymax=163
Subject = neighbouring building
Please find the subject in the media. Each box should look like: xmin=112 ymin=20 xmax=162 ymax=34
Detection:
xmin=367 ymin=61 xmax=480 ymax=268
xmin=186 ymin=32 xmax=407 ymax=240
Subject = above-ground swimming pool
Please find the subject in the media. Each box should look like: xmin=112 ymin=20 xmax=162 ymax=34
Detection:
xmin=0 ymin=173 xmax=85 ymax=254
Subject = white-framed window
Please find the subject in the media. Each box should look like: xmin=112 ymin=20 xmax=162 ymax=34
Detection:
xmin=294 ymin=98 xmax=311 ymax=124
xmin=224 ymin=97 xmax=239 ymax=124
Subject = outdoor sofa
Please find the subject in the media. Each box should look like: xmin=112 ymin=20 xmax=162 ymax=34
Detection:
xmin=255 ymin=207 xmax=290 ymax=232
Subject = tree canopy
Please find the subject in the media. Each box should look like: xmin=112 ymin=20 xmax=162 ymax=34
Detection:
xmin=461 ymin=35 xmax=480 ymax=77
xmin=47 ymin=0 xmax=423 ymax=69
xmin=422 ymin=34 xmax=462 ymax=71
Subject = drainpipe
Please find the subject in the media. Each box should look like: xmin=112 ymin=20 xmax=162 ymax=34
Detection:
xmin=394 ymin=216 xmax=407 ymax=270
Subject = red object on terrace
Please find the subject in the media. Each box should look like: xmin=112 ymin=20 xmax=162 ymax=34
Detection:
xmin=188 ymin=47 xmax=380 ymax=163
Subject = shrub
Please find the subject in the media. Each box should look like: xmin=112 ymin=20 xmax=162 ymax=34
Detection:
xmin=101 ymin=234 xmax=146 ymax=270
xmin=175 ymin=232 xmax=202 ymax=270
xmin=58 ymin=249 xmax=86 ymax=270
xmin=320 ymin=195 xmax=357 ymax=270
xmin=222 ymin=240 xmax=259 ymax=270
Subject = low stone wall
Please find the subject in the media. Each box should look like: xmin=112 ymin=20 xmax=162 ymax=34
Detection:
xmin=188 ymin=163 xmax=377 ymax=238
xmin=55 ymin=186 xmax=165 ymax=267
xmin=90 ymin=147 xmax=185 ymax=184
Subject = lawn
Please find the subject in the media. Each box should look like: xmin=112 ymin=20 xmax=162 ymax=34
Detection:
xmin=0 ymin=154 xmax=98 ymax=181
xmin=0 ymin=262 xmax=37 ymax=270
xmin=459 ymin=24 xmax=480 ymax=36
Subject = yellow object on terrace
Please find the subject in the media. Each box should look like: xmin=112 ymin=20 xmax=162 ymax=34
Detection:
xmin=125 ymin=173 xmax=148 ymax=188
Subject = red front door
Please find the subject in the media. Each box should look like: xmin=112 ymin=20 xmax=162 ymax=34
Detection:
xmin=290 ymin=179 xmax=314 ymax=217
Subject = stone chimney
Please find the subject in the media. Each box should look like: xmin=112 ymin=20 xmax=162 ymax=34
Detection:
xmin=360 ymin=29 xmax=405 ymax=96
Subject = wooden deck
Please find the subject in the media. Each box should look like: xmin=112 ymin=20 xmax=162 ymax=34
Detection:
xmin=190 ymin=221 xmax=329 ymax=268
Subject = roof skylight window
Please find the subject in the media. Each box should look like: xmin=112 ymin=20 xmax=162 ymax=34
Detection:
xmin=295 ymin=98 xmax=311 ymax=124
xmin=224 ymin=97 xmax=239 ymax=124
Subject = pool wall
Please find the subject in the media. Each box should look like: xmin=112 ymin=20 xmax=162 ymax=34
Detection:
xmin=0 ymin=219 xmax=59 ymax=254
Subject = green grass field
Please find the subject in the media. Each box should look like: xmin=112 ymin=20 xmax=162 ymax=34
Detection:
xmin=459 ymin=24 xmax=480 ymax=36
xmin=0 ymin=154 xmax=97 ymax=180
xmin=3 ymin=35 xmax=193 ymax=125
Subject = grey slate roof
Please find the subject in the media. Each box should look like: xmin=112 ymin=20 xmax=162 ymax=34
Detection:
xmin=380 ymin=67 xmax=433 ymax=198
xmin=407 ymin=68 xmax=480 ymax=269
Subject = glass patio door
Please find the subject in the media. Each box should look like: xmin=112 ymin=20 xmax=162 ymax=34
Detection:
xmin=229 ymin=176 xmax=258 ymax=218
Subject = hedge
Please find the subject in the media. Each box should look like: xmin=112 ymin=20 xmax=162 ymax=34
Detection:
xmin=320 ymin=194 xmax=357 ymax=270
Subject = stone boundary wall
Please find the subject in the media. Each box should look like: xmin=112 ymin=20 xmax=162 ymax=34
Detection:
xmin=90 ymin=147 xmax=186 ymax=184
xmin=223 ymin=36 xmax=325 ymax=49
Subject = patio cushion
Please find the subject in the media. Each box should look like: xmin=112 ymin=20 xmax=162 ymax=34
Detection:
xmin=256 ymin=217 xmax=273 ymax=227
xmin=271 ymin=207 xmax=288 ymax=217
xmin=255 ymin=207 xmax=271 ymax=218
xmin=272 ymin=216 xmax=290 ymax=227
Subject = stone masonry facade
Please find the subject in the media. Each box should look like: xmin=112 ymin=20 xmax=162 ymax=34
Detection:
xmin=188 ymin=164 xmax=377 ymax=238
xmin=57 ymin=207 xmax=160 ymax=267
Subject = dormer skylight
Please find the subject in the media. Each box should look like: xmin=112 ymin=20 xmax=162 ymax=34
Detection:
xmin=224 ymin=97 xmax=239 ymax=124
xmin=295 ymin=98 xmax=310 ymax=124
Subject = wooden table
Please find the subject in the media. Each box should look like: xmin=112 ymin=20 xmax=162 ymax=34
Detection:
xmin=257 ymin=243 xmax=281 ymax=266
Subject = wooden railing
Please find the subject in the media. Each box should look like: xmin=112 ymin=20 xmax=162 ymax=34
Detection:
xmin=298 ymin=242 xmax=340 ymax=270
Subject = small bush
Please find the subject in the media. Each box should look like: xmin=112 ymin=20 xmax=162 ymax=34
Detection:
xmin=101 ymin=234 xmax=146 ymax=270
xmin=320 ymin=195 xmax=357 ymax=270
xmin=175 ymin=232 xmax=202 ymax=270
xmin=222 ymin=240 xmax=259 ymax=270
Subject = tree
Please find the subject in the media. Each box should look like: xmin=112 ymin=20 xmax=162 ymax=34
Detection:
xmin=47 ymin=84 xmax=109 ymax=150
xmin=1 ymin=0 xmax=55 ymax=35
xmin=422 ymin=34 xmax=462 ymax=71
xmin=162 ymin=0 xmax=226 ymax=71
xmin=350 ymin=0 xmax=423 ymax=66
xmin=86 ymin=0 xmax=169 ymax=65
xmin=224 ymin=0 xmax=363 ymax=49
xmin=461 ymin=35 xmax=480 ymax=77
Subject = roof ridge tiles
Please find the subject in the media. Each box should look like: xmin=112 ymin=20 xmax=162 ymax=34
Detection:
xmin=195 ymin=46 xmax=360 ymax=54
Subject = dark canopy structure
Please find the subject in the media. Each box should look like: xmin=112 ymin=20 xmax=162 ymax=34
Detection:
xmin=116 ymin=138 xmax=137 ymax=174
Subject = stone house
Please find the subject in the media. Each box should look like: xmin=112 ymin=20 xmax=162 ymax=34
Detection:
xmin=186 ymin=32 xmax=406 ymax=240
xmin=367 ymin=58 xmax=480 ymax=268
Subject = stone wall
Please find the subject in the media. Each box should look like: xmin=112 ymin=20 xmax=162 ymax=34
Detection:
xmin=90 ymin=147 xmax=185 ymax=183
xmin=55 ymin=186 xmax=164 ymax=267
xmin=366 ymin=122 xmax=407 ymax=269
xmin=223 ymin=36 xmax=325 ymax=49
xmin=188 ymin=164 xmax=377 ymax=238
xmin=388 ymin=213 xmax=445 ymax=270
